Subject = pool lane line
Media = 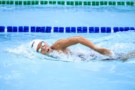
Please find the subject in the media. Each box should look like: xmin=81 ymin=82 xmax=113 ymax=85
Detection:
xmin=0 ymin=1 xmax=134 ymax=6
xmin=0 ymin=26 xmax=135 ymax=33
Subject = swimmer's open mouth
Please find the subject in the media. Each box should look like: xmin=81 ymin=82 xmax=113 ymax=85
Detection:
xmin=47 ymin=48 xmax=51 ymax=53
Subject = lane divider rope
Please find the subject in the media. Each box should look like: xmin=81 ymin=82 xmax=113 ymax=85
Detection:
xmin=0 ymin=26 xmax=135 ymax=33
xmin=0 ymin=1 xmax=134 ymax=6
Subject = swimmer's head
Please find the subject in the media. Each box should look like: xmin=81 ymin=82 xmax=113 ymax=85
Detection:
xmin=30 ymin=39 xmax=43 ymax=51
xmin=30 ymin=39 xmax=52 ymax=55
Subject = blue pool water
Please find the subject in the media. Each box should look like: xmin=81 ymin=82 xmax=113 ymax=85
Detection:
xmin=0 ymin=32 xmax=135 ymax=90
xmin=0 ymin=3 xmax=135 ymax=90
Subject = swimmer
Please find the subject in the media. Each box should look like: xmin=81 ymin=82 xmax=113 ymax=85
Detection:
xmin=30 ymin=36 xmax=135 ymax=61
xmin=30 ymin=36 xmax=112 ymax=56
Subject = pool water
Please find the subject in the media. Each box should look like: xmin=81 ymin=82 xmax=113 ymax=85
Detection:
xmin=0 ymin=32 xmax=135 ymax=90
xmin=0 ymin=3 xmax=135 ymax=90
xmin=0 ymin=6 xmax=135 ymax=27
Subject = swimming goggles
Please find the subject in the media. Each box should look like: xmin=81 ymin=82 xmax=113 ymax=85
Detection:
xmin=37 ymin=41 xmax=46 ymax=53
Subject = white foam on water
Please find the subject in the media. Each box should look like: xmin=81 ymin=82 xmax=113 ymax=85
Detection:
xmin=6 ymin=43 xmax=38 ymax=60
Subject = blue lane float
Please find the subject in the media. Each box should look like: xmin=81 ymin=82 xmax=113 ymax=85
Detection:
xmin=31 ymin=26 xmax=51 ymax=33
xmin=77 ymin=27 xmax=87 ymax=33
xmin=65 ymin=27 xmax=76 ymax=33
xmin=19 ymin=26 xmax=29 ymax=32
xmin=101 ymin=27 xmax=111 ymax=33
xmin=89 ymin=27 xmax=99 ymax=33
xmin=0 ymin=26 xmax=5 ymax=32
xmin=113 ymin=27 xmax=135 ymax=32
xmin=0 ymin=26 xmax=135 ymax=33
xmin=54 ymin=27 xmax=64 ymax=33
xmin=7 ymin=26 xmax=18 ymax=32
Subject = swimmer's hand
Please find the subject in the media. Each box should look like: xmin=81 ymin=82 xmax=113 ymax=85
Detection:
xmin=96 ymin=48 xmax=112 ymax=56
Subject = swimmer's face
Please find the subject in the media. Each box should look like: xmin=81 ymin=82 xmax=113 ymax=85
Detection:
xmin=37 ymin=41 xmax=52 ymax=55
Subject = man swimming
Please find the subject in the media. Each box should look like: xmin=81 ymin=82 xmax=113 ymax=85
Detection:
xmin=30 ymin=36 xmax=112 ymax=56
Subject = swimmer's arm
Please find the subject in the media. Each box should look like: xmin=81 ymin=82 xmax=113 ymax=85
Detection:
xmin=52 ymin=36 xmax=112 ymax=56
